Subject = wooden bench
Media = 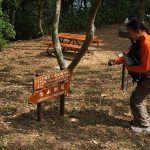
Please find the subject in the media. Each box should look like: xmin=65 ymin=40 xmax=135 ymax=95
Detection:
xmin=92 ymin=39 xmax=103 ymax=49
xmin=45 ymin=41 xmax=81 ymax=55
xmin=59 ymin=32 xmax=98 ymax=39
xmin=58 ymin=34 xmax=103 ymax=49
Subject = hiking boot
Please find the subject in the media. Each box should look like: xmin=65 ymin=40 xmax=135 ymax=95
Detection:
xmin=130 ymin=120 xmax=139 ymax=126
xmin=130 ymin=125 xmax=150 ymax=132
xmin=130 ymin=118 xmax=150 ymax=126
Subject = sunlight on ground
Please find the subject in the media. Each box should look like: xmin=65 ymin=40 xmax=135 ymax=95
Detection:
xmin=0 ymin=24 xmax=150 ymax=150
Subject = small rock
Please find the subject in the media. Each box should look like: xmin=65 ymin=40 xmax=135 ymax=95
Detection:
xmin=17 ymin=76 xmax=22 ymax=78
xmin=38 ymin=133 xmax=44 ymax=136
xmin=52 ymin=121 xmax=55 ymax=125
xmin=56 ymin=136 xmax=61 ymax=140
xmin=93 ymin=140 xmax=98 ymax=144
xmin=92 ymin=51 xmax=97 ymax=55
xmin=70 ymin=118 xmax=78 ymax=123
xmin=7 ymin=112 xmax=13 ymax=115
xmin=101 ymin=93 xmax=108 ymax=97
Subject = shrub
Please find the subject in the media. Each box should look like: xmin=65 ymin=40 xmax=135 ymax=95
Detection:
xmin=0 ymin=0 xmax=15 ymax=50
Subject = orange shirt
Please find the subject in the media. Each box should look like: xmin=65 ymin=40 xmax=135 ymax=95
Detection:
xmin=116 ymin=32 xmax=150 ymax=76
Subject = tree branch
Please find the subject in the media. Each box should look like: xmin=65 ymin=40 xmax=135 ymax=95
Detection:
xmin=67 ymin=0 xmax=102 ymax=70
xmin=52 ymin=0 xmax=67 ymax=69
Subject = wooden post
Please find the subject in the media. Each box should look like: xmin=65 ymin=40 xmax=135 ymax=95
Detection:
xmin=29 ymin=70 xmax=73 ymax=121
xmin=60 ymin=67 xmax=65 ymax=115
xmin=121 ymin=64 xmax=125 ymax=90
xmin=37 ymin=103 xmax=42 ymax=122
xmin=60 ymin=94 xmax=65 ymax=115
xmin=36 ymin=72 xmax=43 ymax=122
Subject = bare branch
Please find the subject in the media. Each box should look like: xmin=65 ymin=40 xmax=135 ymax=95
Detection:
xmin=68 ymin=0 xmax=102 ymax=70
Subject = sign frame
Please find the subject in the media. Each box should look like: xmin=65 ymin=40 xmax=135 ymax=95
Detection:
xmin=33 ymin=69 xmax=73 ymax=90
xmin=29 ymin=82 xmax=70 ymax=104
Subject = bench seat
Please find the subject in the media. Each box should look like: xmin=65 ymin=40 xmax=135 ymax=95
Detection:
xmin=45 ymin=41 xmax=81 ymax=50
xmin=92 ymin=39 xmax=103 ymax=43
xmin=45 ymin=41 xmax=81 ymax=55
xmin=92 ymin=39 xmax=103 ymax=49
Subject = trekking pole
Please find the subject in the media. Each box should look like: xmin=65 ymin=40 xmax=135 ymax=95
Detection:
xmin=121 ymin=63 xmax=125 ymax=90
xmin=126 ymin=73 xmax=129 ymax=91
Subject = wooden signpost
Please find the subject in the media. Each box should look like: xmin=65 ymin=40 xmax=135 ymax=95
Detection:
xmin=33 ymin=69 xmax=74 ymax=90
xmin=28 ymin=69 xmax=74 ymax=122
xmin=29 ymin=82 xmax=70 ymax=104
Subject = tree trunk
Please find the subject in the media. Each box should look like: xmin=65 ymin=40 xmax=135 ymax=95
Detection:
xmin=61 ymin=0 xmax=69 ymax=14
xmin=67 ymin=0 xmax=102 ymax=70
xmin=69 ymin=0 xmax=74 ymax=16
xmin=11 ymin=10 xmax=16 ymax=25
xmin=11 ymin=0 xmax=18 ymax=25
xmin=9 ymin=0 xmax=24 ymax=26
xmin=139 ymin=0 xmax=146 ymax=22
xmin=83 ymin=0 xmax=87 ymax=9
xmin=52 ymin=0 xmax=67 ymax=69
xmin=38 ymin=0 xmax=45 ymax=35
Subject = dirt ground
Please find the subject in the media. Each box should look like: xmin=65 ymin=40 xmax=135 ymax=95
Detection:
xmin=0 ymin=23 xmax=150 ymax=150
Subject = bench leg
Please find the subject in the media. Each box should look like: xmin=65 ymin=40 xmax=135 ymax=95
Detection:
xmin=47 ymin=45 xmax=55 ymax=56
xmin=68 ymin=40 xmax=72 ymax=44
xmin=97 ymin=43 xmax=99 ymax=50
xmin=75 ymin=40 xmax=80 ymax=46
xmin=47 ymin=45 xmax=51 ymax=55
xmin=62 ymin=47 xmax=66 ymax=53
xmin=97 ymin=42 xmax=100 ymax=50
xmin=59 ymin=38 xmax=63 ymax=43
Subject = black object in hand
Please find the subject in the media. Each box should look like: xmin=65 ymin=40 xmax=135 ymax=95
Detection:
xmin=108 ymin=62 xmax=112 ymax=66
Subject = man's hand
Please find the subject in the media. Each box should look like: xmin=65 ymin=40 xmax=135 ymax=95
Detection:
xmin=108 ymin=59 xmax=117 ymax=66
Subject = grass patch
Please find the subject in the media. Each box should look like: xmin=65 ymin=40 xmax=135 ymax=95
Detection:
xmin=70 ymin=87 xmax=85 ymax=95
xmin=85 ymin=89 xmax=101 ymax=95
xmin=70 ymin=87 xmax=101 ymax=95
xmin=75 ymin=67 xmax=89 ymax=75
xmin=1 ymin=25 xmax=150 ymax=149
xmin=69 ymin=111 xmax=80 ymax=119
xmin=0 ymin=66 xmax=10 ymax=72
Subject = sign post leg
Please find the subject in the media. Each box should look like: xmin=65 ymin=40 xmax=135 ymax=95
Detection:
xmin=60 ymin=94 xmax=65 ymax=115
xmin=37 ymin=103 xmax=42 ymax=122
xmin=60 ymin=67 xmax=65 ymax=116
xmin=35 ymin=72 xmax=43 ymax=121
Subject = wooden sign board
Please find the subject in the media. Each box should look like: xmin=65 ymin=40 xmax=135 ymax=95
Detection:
xmin=33 ymin=69 xmax=73 ymax=90
xmin=29 ymin=82 xmax=70 ymax=104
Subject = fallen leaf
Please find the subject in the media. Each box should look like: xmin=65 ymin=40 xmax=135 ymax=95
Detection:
xmin=124 ymin=111 xmax=132 ymax=116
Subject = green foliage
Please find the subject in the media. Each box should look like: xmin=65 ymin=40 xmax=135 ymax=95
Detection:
xmin=145 ymin=0 xmax=150 ymax=20
xmin=14 ymin=0 xmax=55 ymax=39
xmin=1 ymin=0 xmax=150 ymax=40
xmin=42 ymin=0 xmax=55 ymax=35
xmin=59 ymin=10 xmax=89 ymax=32
xmin=95 ymin=0 xmax=140 ymax=26
xmin=0 ymin=0 xmax=15 ymax=49
xmin=14 ymin=3 xmax=39 ymax=40
xmin=69 ymin=111 xmax=80 ymax=118
xmin=0 ymin=34 xmax=7 ymax=50
xmin=145 ymin=0 xmax=150 ymax=15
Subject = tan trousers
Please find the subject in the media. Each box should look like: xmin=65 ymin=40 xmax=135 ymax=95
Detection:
xmin=130 ymin=76 xmax=150 ymax=127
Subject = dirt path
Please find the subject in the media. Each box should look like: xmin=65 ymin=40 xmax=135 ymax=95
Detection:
xmin=0 ymin=23 xmax=150 ymax=150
